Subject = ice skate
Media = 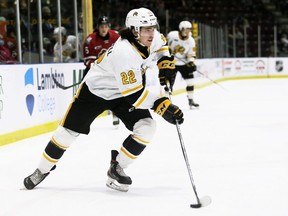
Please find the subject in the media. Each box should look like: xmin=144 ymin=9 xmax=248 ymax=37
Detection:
xmin=106 ymin=150 xmax=132 ymax=192
xmin=188 ymin=98 xmax=199 ymax=109
xmin=23 ymin=165 xmax=56 ymax=190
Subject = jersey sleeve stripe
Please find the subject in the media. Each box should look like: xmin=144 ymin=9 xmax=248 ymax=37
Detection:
xmin=133 ymin=89 xmax=149 ymax=108
xmin=121 ymin=84 xmax=143 ymax=95
xmin=84 ymin=56 xmax=97 ymax=61
xmin=156 ymin=46 xmax=169 ymax=53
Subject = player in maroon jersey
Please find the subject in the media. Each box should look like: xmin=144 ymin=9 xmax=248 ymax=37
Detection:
xmin=83 ymin=16 xmax=120 ymax=76
xmin=83 ymin=16 xmax=120 ymax=126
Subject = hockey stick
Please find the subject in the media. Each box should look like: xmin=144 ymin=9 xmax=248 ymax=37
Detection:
xmin=174 ymin=56 xmax=226 ymax=91
xmin=52 ymin=74 xmax=82 ymax=90
xmin=166 ymin=81 xmax=212 ymax=208
xmin=195 ymin=70 xmax=227 ymax=91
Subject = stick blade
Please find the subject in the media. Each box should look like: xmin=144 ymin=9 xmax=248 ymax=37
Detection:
xmin=190 ymin=196 xmax=212 ymax=208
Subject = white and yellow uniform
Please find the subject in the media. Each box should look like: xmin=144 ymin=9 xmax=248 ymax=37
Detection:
xmin=24 ymin=8 xmax=183 ymax=193
xmin=166 ymin=31 xmax=196 ymax=66
xmin=167 ymin=29 xmax=199 ymax=108
xmin=84 ymin=29 xmax=169 ymax=108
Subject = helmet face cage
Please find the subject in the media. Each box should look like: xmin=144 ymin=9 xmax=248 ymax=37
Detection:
xmin=125 ymin=8 xmax=157 ymax=33
xmin=179 ymin=21 xmax=192 ymax=31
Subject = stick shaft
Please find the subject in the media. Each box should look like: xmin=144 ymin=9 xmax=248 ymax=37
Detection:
xmin=52 ymin=74 xmax=81 ymax=90
xmin=166 ymin=82 xmax=201 ymax=204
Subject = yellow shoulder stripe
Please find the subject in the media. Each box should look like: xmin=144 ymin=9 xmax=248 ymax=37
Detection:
xmin=156 ymin=47 xmax=169 ymax=53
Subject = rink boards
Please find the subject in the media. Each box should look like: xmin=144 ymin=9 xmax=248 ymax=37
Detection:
xmin=0 ymin=58 xmax=288 ymax=146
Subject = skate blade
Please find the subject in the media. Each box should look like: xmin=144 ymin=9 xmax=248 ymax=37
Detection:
xmin=113 ymin=124 xmax=119 ymax=129
xmin=190 ymin=196 xmax=212 ymax=208
xmin=106 ymin=177 xmax=129 ymax=192
xmin=189 ymin=105 xmax=199 ymax=110
xmin=113 ymin=121 xmax=120 ymax=129
xmin=20 ymin=187 xmax=28 ymax=190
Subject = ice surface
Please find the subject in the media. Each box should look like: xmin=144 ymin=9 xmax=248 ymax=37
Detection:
xmin=1 ymin=78 xmax=288 ymax=216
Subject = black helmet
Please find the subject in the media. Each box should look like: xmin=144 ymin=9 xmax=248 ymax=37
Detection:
xmin=97 ymin=16 xmax=110 ymax=27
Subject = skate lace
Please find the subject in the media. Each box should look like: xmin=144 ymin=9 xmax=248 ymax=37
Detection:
xmin=30 ymin=169 xmax=45 ymax=185
xmin=116 ymin=164 xmax=128 ymax=177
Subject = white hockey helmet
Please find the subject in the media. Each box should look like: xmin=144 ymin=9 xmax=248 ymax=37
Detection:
xmin=53 ymin=26 xmax=67 ymax=36
xmin=125 ymin=8 xmax=157 ymax=33
xmin=179 ymin=21 xmax=192 ymax=31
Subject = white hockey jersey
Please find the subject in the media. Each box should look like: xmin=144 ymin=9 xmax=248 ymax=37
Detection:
xmin=84 ymin=29 xmax=170 ymax=109
xmin=166 ymin=31 xmax=196 ymax=66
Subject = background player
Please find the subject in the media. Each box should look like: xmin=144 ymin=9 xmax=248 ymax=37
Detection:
xmin=83 ymin=16 xmax=120 ymax=126
xmin=167 ymin=20 xmax=199 ymax=109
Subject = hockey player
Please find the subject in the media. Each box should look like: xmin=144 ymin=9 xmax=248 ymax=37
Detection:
xmin=167 ymin=21 xmax=199 ymax=109
xmin=83 ymin=16 xmax=119 ymax=76
xmin=23 ymin=8 xmax=183 ymax=192
xmin=83 ymin=16 xmax=120 ymax=126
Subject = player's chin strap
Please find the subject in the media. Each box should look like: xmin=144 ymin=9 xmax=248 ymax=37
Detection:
xmin=165 ymin=80 xmax=211 ymax=208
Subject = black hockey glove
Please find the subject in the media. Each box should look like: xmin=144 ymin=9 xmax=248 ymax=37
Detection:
xmin=152 ymin=97 xmax=184 ymax=125
xmin=186 ymin=61 xmax=197 ymax=72
xmin=157 ymin=56 xmax=176 ymax=88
